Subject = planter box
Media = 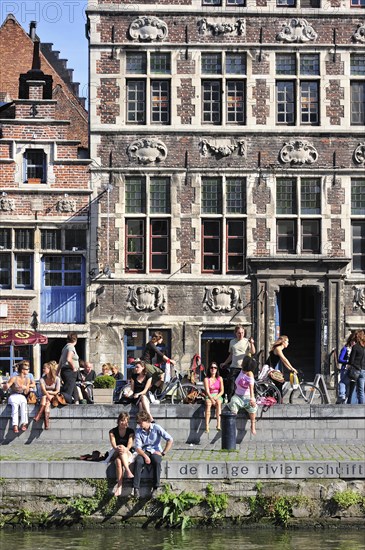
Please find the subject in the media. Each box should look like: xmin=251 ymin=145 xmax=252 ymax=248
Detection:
xmin=27 ymin=178 xmax=42 ymax=184
xmin=93 ymin=388 xmax=114 ymax=404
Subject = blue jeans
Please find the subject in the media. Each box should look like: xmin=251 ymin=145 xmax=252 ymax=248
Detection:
xmin=356 ymin=369 xmax=365 ymax=404
xmin=338 ymin=366 xmax=350 ymax=401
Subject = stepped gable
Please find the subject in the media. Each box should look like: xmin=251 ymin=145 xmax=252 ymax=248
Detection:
xmin=0 ymin=14 xmax=88 ymax=148
xmin=40 ymin=42 xmax=83 ymax=105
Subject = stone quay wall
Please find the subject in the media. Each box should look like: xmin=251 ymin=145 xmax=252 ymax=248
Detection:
xmin=0 ymin=404 xmax=364 ymax=528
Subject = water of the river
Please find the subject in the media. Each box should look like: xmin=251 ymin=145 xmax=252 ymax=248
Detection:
xmin=0 ymin=528 xmax=364 ymax=549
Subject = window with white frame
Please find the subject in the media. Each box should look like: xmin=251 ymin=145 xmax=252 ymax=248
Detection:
xmin=350 ymin=54 xmax=365 ymax=125
xmin=351 ymin=0 xmax=365 ymax=6
xmin=24 ymin=149 xmax=47 ymax=183
xmin=126 ymin=51 xmax=171 ymax=125
xmin=351 ymin=179 xmax=365 ymax=272
xmin=276 ymin=178 xmax=321 ymax=254
xmin=201 ymin=176 xmax=246 ymax=273
xmin=202 ymin=0 xmax=246 ymax=4
xmin=40 ymin=228 xmax=87 ymax=251
xmin=201 ymin=52 xmax=246 ymax=125
xmin=276 ymin=53 xmax=320 ymax=125
xmin=125 ymin=176 xmax=171 ymax=273
xmin=0 ymin=228 xmax=34 ymax=289
xmin=277 ymin=0 xmax=320 ymax=5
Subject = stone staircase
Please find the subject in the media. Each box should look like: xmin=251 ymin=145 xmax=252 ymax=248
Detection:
xmin=1 ymin=403 xmax=363 ymax=447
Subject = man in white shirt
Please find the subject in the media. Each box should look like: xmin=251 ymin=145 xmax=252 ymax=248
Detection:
xmin=220 ymin=325 xmax=256 ymax=400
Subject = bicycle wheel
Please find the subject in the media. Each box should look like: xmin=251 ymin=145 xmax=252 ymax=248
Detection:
xmin=171 ymin=383 xmax=200 ymax=404
xmin=289 ymin=382 xmax=324 ymax=405
xmin=255 ymin=381 xmax=282 ymax=404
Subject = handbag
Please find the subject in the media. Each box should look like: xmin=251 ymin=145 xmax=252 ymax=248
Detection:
xmin=347 ymin=365 xmax=361 ymax=382
xmin=268 ymin=370 xmax=284 ymax=383
xmin=27 ymin=392 xmax=37 ymax=404
xmin=51 ymin=393 xmax=67 ymax=407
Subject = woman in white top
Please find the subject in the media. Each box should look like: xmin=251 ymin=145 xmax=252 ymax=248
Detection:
xmin=5 ymin=361 xmax=31 ymax=433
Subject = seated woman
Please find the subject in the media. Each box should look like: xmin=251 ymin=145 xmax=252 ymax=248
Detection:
xmin=127 ymin=360 xmax=154 ymax=421
xmin=109 ymin=412 xmax=135 ymax=497
xmin=98 ymin=363 xmax=113 ymax=376
xmin=5 ymin=361 xmax=31 ymax=432
xmin=228 ymin=356 xmax=258 ymax=435
xmin=111 ymin=364 xmax=123 ymax=381
xmin=203 ymin=362 xmax=224 ymax=432
xmin=34 ymin=361 xmax=61 ymax=430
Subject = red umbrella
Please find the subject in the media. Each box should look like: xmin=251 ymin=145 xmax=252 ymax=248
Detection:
xmin=0 ymin=329 xmax=48 ymax=346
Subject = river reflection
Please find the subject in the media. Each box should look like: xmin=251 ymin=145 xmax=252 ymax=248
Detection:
xmin=1 ymin=528 xmax=364 ymax=550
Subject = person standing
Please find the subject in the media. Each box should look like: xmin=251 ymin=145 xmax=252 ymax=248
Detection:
xmin=220 ymin=325 xmax=256 ymax=400
xmin=337 ymin=331 xmax=357 ymax=404
xmin=57 ymin=333 xmax=79 ymax=404
xmin=132 ymin=411 xmax=173 ymax=499
xmin=347 ymin=329 xmax=365 ymax=404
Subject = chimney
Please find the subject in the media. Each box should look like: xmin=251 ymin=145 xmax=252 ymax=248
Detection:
xmin=29 ymin=21 xmax=37 ymax=41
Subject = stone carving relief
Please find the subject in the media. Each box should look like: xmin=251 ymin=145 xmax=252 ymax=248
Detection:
xmin=203 ymin=286 xmax=243 ymax=312
xmin=276 ymin=19 xmax=317 ymax=43
xmin=56 ymin=199 xmax=76 ymax=213
xmin=129 ymin=16 xmax=168 ymax=42
xmin=127 ymin=285 xmax=166 ymax=312
xmin=127 ymin=139 xmax=168 ymax=164
xmin=354 ymin=143 xmax=365 ymax=165
xmin=353 ymin=24 xmax=365 ymax=44
xmin=200 ymin=139 xmax=246 ymax=159
xmin=353 ymin=286 xmax=365 ymax=312
xmin=279 ymin=140 xmax=318 ymax=165
xmin=198 ymin=18 xmax=245 ymax=37
xmin=0 ymin=198 xmax=15 ymax=212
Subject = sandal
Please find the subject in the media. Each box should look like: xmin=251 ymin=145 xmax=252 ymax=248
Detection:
xmin=21 ymin=424 xmax=28 ymax=432
xmin=13 ymin=425 xmax=19 ymax=433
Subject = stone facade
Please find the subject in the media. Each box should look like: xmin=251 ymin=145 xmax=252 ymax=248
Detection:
xmin=87 ymin=1 xmax=365 ymax=376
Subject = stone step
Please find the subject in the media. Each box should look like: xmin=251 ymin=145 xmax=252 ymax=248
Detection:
xmin=1 ymin=404 xmax=363 ymax=446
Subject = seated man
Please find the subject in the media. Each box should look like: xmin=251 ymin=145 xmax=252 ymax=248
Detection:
xmin=133 ymin=411 xmax=173 ymax=499
xmin=78 ymin=362 xmax=96 ymax=403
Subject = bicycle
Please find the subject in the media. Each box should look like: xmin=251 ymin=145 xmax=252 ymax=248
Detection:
xmin=288 ymin=371 xmax=325 ymax=404
xmin=154 ymin=369 xmax=204 ymax=405
xmin=254 ymin=359 xmax=283 ymax=404
xmin=254 ymin=379 xmax=282 ymax=405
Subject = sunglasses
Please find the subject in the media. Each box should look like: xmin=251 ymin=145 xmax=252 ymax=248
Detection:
xmin=210 ymin=366 xmax=218 ymax=369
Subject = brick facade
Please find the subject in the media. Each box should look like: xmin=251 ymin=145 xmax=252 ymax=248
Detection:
xmin=0 ymin=17 xmax=91 ymax=376
xmin=0 ymin=15 xmax=88 ymax=148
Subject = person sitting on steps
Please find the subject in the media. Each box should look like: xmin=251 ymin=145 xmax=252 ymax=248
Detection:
xmin=109 ymin=412 xmax=136 ymax=497
xmin=132 ymin=410 xmax=173 ymax=499
xmin=203 ymin=362 xmax=224 ymax=433
xmin=5 ymin=361 xmax=31 ymax=433
xmin=34 ymin=361 xmax=60 ymax=430
xmin=220 ymin=325 xmax=256 ymax=401
xmin=228 ymin=356 xmax=258 ymax=435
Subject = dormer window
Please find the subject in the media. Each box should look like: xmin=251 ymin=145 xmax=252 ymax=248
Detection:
xmin=24 ymin=149 xmax=47 ymax=183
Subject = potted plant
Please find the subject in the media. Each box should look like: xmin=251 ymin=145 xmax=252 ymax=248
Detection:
xmin=93 ymin=375 xmax=116 ymax=404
